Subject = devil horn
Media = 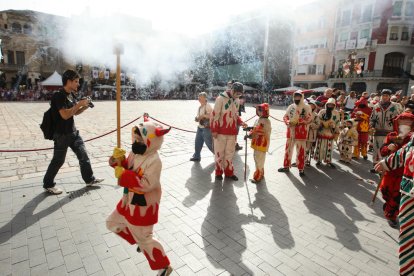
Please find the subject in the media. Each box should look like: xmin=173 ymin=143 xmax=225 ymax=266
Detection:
xmin=155 ymin=126 xmax=171 ymax=136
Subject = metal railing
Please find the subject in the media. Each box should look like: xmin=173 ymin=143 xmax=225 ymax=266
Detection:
xmin=328 ymin=70 xmax=409 ymax=79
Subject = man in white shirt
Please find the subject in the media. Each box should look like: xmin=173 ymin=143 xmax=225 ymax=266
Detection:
xmin=190 ymin=92 xmax=214 ymax=161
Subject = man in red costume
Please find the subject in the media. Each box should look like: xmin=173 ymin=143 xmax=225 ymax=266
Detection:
xmin=379 ymin=112 xmax=414 ymax=228
xmin=278 ymin=91 xmax=312 ymax=176
xmin=211 ymin=82 xmax=247 ymax=180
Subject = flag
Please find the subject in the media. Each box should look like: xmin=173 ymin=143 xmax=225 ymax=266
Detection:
xmin=121 ymin=73 xmax=125 ymax=82
xmin=92 ymin=69 xmax=98 ymax=79
xmin=104 ymin=70 xmax=110 ymax=80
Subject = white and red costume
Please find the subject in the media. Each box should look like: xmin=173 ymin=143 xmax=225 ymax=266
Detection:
xmin=106 ymin=120 xmax=171 ymax=273
xmin=249 ymin=103 xmax=271 ymax=182
xmin=281 ymin=91 xmax=312 ymax=172
xmin=314 ymin=98 xmax=340 ymax=165
xmin=211 ymin=90 xmax=243 ymax=177
xmin=305 ymin=101 xmax=319 ymax=166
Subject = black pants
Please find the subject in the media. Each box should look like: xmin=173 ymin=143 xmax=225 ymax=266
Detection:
xmin=43 ymin=130 xmax=94 ymax=188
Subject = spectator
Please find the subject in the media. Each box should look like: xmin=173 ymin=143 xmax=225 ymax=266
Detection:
xmin=190 ymin=92 xmax=213 ymax=161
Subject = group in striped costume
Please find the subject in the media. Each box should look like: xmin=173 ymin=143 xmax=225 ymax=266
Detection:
xmin=377 ymin=134 xmax=414 ymax=275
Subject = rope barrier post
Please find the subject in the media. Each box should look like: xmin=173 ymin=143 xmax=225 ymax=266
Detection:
xmin=113 ymin=44 xmax=124 ymax=148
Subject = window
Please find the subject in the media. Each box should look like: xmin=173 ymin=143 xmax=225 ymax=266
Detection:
xmin=341 ymin=10 xmax=351 ymax=26
xmin=383 ymin=52 xmax=405 ymax=77
xmin=361 ymin=5 xmax=373 ymax=22
xmin=316 ymin=65 xmax=325 ymax=75
xmin=23 ymin=24 xmax=32 ymax=34
xmin=360 ymin=29 xmax=370 ymax=39
xmin=340 ymin=32 xmax=349 ymax=41
xmin=297 ymin=65 xmax=307 ymax=75
xmin=393 ymin=1 xmax=402 ymax=16
xmin=16 ymin=51 xmax=25 ymax=66
xmin=390 ymin=26 xmax=399 ymax=40
xmin=308 ymin=65 xmax=317 ymax=75
xmin=7 ymin=50 xmax=14 ymax=64
xmin=11 ymin=22 xmax=21 ymax=33
xmin=406 ymin=1 xmax=414 ymax=16
xmin=401 ymin=27 xmax=409 ymax=40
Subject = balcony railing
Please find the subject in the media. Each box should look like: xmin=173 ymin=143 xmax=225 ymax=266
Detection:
xmin=328 ymin=70 xmax=410 ymax=79
xmin=0 ymin=63 xmax=23 ymax=71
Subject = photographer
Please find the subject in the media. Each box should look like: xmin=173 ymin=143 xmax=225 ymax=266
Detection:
xmin=190 ymin=92 xmax=213 ymax=161
xmin=43 ymin=69 xmax=103 ymax=194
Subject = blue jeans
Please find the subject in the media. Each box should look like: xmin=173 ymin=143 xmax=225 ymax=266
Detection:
xmin=43 ymin=130 xmax=95 ymax=188
xmin=192 ymin=127 xmax=213 ymax=159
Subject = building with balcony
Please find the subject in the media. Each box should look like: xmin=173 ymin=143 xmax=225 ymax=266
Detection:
xmin=291 ymin=0 xmax=338 ymax=90
xmin=330 ymin=0 xmax=414 ymax=93
xmin=0 ymin=10 xmax=71 ymax=89
xmin=292 ymin=0 xmax=414 ymax=94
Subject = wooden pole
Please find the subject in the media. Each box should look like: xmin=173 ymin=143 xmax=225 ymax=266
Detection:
xmin=113 ymin=44 xmax=124 ymax=148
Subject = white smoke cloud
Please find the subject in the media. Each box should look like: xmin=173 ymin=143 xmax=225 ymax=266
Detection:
xmin=60 ymin=11 xmax=194 ymax=87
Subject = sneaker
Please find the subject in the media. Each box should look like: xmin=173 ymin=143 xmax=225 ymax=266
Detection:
xmin=86 ymin=178 xmax=104 ymax=187
xmin=189 ymin=157 xmax=200 ymax=162
xmin=226 ymin=175 xmax=239 ymax=181
xmin=363 ymin=156 xmax=368 ymax=160
xmin=137 ymin=246 xmax=141 ymax=253
xmin=387 ymin=219 xmax=399 ymax=229
xmin=291 ymin=163 xmax=297 ymax=167
xmin=327 ymin=163 xmax=336 ymax=169
xmin=278 ymin=167 xmax=289 ymax=173
xmin=45 ymin=187 xmax=63 ymax=195
xmin=299 ymin=171 xmax=305 ymax=177
xmin=215 ymin=175 xmax=223 ymax=180
xmin=316 ymin=161 xmax=321 ymax=165
xmin=235 ymin=144 xmax=243 ymax=151
xmin=157 ymin=266 xmax=173 ymax=276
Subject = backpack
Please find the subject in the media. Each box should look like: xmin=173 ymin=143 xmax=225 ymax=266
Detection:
xmin=40 ymin=108 xmax=54 ymax=140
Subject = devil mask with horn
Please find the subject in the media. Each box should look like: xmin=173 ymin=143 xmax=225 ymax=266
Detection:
xmin=131 ymin=121 xmax=171 ymax=156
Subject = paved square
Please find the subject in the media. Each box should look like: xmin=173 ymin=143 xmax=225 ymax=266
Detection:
xmin=0 ymin=100 xmax=398 ymax=275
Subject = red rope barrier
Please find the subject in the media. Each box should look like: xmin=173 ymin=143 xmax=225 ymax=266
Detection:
xmin=269 ymin=115 xmax=285 ymax=123
xmin=149 ymin=116 xmax=197 ymax=133
xmin=0 ymin=113 xmax=283 ymax=153
xmin=0 ymin=115 xmax=142 ymax=153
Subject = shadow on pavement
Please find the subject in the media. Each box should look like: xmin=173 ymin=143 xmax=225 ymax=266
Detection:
xmin=251 ymin=180 xmax=295 ymax=249
xmin=287 ymin=171 xmax=363 ymax=251
xmin=182 ymin=162 xmax=215 ymax=207
xmin=201 ymin=180 xmax=253 ymax=275
xmin=0 ymin=185 xmax=100 ymax=244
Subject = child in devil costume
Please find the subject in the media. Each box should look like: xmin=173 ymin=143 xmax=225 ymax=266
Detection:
xmin=246 ymin=103 xmax=272 ymax=183
xmin=379 ymin=112 xmax=414 ymax=228
xmin=338 ymin=119 xmax=358 ymax=163
xmin=106 ymin=119 xmax=173 ymax=276
xmin=351 ymin=97 xmax=372 ymax=160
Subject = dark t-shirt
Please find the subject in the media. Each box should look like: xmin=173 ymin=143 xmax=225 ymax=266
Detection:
xmin=51 ymin=89 xmax=76 ymax=135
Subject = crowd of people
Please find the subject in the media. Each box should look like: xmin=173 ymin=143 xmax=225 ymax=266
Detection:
xmin=191 ymin=83 xmax=414 ymax=275
xmin=276 ymin=85 xmax=414 ymax=276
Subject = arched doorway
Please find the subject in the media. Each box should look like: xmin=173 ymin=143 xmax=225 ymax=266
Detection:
xmin=382 ymin=52 xmax=405 ymax=77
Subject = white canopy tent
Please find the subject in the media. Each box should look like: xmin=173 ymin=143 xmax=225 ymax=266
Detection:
xmin=311 ymin=86 xmax=329 ymax=92
xmin=273 ymin=86 xmax=303 ymax=92
xmin=41 ymin=71 xmax=63 ymax=86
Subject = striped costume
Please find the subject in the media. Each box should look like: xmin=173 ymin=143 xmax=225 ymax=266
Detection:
xmin=381 ymin=137 xmax=414 ymax=275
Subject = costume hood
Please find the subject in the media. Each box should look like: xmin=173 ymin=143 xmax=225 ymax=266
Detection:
xmin=393 ymin=112 xmax=414 ymax=132
xmin=131 ymin=121 xmax=171 ymax=155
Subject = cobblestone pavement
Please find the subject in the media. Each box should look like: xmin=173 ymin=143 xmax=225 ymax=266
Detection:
xmin=0 ymin=100 xmax=398 ymax=275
